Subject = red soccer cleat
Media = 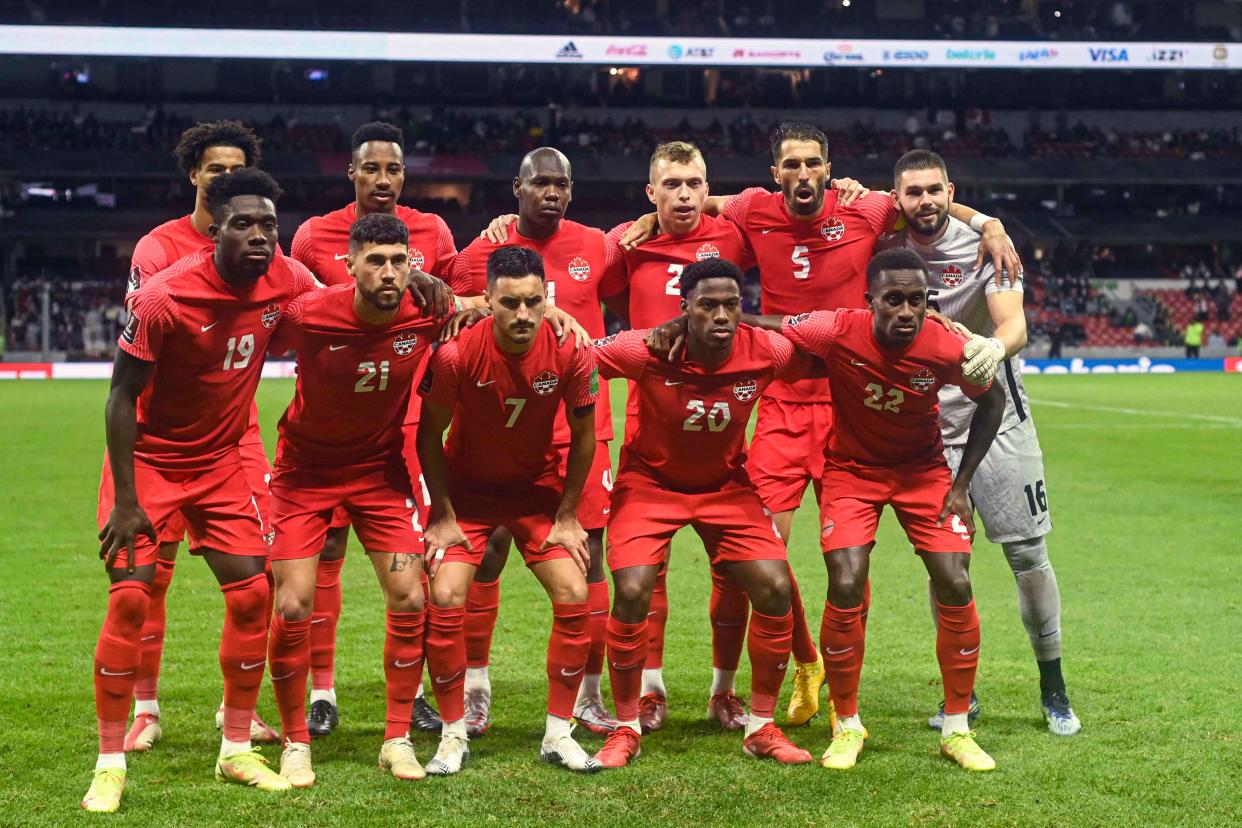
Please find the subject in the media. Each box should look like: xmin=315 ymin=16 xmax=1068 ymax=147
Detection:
xmin=707 ymin=691 xmax=748 ymax=732
xmin=594 ymin=726 xmax=641 ymax=769
xmin=124 ymin=713 xmax=162 ymax=752
xmin=638 ymin=693 xmax=667 ymax=734
xmin=742 ymin=722 xmax=813 ymax=764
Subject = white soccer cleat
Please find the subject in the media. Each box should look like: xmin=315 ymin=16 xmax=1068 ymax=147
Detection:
xmin=1042 ymin=691 xmax=1082 ymax=736
xmin=279 ymin=740 xmax=315 ymax=788
xmin=424 ymin=731 xmax=470 ymax=776
xmin=379 ymin=736 xmax=426 ymax=781
xmin=541 ymin=731 xmax=602 ymax=774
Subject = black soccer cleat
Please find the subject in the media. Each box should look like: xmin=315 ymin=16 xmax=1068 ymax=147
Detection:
xmin=411 ymin=695 xmax=443 ymax=733
xmin=307 ymin=699 xmax=339 ymax=737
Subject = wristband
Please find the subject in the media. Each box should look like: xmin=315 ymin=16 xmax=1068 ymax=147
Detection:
xmin=969 ymin=213 xmax=996 ymax=233
xmin=453 ymin=295 xmax=463 ymax=313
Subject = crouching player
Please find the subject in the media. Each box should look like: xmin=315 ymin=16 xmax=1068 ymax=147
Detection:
xmin=592 ymin=259 xmax=813 ymax=768
xmin=417 ymin=246 xmax=601 ymax=775
xmin=265 ymin=213 xmax=449 ymax=787
xmin=754 ymin=247 xmax=1004 ymax=771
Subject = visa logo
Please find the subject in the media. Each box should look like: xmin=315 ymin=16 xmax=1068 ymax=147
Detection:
xmin=1089 ymin=47 xmax=1129 ymax=63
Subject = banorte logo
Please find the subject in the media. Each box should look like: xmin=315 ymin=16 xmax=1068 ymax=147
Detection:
xmin=695 ymin=243 xmax=720 ymax=261
xmin=567 ymin=256 xmax=591 ymax=282
xmin=940 ymin=264 xmax=964 ymax=287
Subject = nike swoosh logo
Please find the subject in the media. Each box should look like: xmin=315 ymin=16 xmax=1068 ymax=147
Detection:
xmin=394 ymin=659 xmax=423 ymax=668
xmin=141 ymin=635 xmax=157 ymax=641
xmin=329 ymin=344 xmax=348 ymax=351
xmin=201 ymin=322 xmax=219 ymax=332
xmin=333 ymin=253 xmax=349 ymax=261
xmin=826 ymin=647 xmax=853 ymax=655
xmin=240 ymin=661 xmax=265 ymax=671
xmin=761 ymin=228 xmax=774 ymax=234
xmin=647 ymin=611 xmax=659 ymax=617
xmin=1038 ymin=630 xmax=1059 ymax=638
xmin=589 ymin=610 xmax=608 ymax=616
xmin=777 ymin=662 xmax=788 ymax=672
xmin=476 ymin=380 xmax=496 ymax=387
xmin=99 ymin=668 xmax=135 ymax=677
xmin=311 ymin=618 xmax=326 ymax=624
xmin=958 ymin=646 xmax=980 ymax=656
xmin=850 ymin=359 xmax=868 ymax=366
xmin=435 ymin=670 xmax=463 ymax=685
xmin=271 ymin=671 xmax=295 ymax=681
xmin=663 ymin=379 xmax=685 ymax=386
xmin=560 ymin=666 xmax=586 ymax=678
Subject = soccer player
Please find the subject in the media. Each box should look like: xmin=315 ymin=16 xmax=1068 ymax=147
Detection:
xmin=116 ymin=120 xmax=280 ymax=751
xmin=418 ymin=246 xmax=601 ymax=775
xmin=290 ymin=121 xmax=456 ymax=736
xmin=591 ymin=258 xmax=814 ymax=768
xmin=634 ymin=123 xmax=1020 ymax=728
xmin=447 ymin=148 xmax=624 ymax=736
xmin=750 ymin=247 xmax=1004 ymax=772
xmin=267 ymin=213 xmax=449 ymax=787
xmin=888 ymin=150 xmax=1081 ymax=735
xmin=86 ymin=169 xmax=316 ymax=812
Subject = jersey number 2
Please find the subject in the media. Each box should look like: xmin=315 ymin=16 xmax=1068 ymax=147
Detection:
xmin=665 ymin=264 xmax=684 ymax=296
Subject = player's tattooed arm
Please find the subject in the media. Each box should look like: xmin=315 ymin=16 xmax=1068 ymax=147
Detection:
xmin=939 ymin=381 xmax=1004 ymax=531
xmin=440 ymin=304 xmax=492 ymax=342
xmin=416 ymin=401 xmax=470 ymax=578
xmin=100 ymin=350 xmax=158 ymax=573
xmin=544 ymin=404 xmax=595 ymax=575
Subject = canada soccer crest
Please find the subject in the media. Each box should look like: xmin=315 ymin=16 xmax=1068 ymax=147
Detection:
xmin=393 ymin=331 xmax=419 ymax=356
xmin=261 ymin=303 xmax=282 ymax=328
xmin=695 ymin=243 xmax=720 ymax=261
xmin=733 ymin=379 xmax=758 ymax=402
xmin=410 ymin=248 xmax=425 ymax=271
xmin=567 ymin=257 xmax=591 ymax=282
xmin=820 ymin=217 xmax=846 ymax=242
xmin=533 ymin=370 xmax=560 ymax=395
xmin=787 ymin=312 xmax=812 ymax=327
xmin=940 ymin=264 xmax=964 ymax=287
xmin=909 ymin=367 xmax=936 ymax=392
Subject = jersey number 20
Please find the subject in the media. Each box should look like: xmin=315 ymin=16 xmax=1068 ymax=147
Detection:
xmin=683 ymin=399 xmax=731 ymax=432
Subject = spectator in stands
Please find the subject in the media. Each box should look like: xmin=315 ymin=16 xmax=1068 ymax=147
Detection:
xmin=1183 ymin=319 xmax=1205 ymax=358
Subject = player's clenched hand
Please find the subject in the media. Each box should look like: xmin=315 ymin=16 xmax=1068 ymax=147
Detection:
xmin=546 ymin=305 xmax=590 ymax=349
xmin=99 ymin=503 xmax=156 ymax=574
xmin=409 ymin=270 xmax=453 ymax=318
xmin=961 ymin=334 xmax=1004 ymax=386
xmin=424 ymin=519 xmax=470 ymax=579
xmin=831 ymin=177 xmax=869 ymax=207
xmin=937 ymin=483 xmax=975 ymax=534
xmin=543 ymin=515 xmax=589 ymax=576
xmin=645 ymin=316 xmax=686 ymax=362
xmin=975 ymin=221 xmax=1023 ymax=287
xmin=440 ymin=307 xmax=492 ymax=342
xmin=482 ymin=214 xmax=517 ymax=244
xmin=618 ymin=213 xmax=658 ymax=250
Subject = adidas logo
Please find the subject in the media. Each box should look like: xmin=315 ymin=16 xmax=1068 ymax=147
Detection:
xmin=557 ymin=41 xmax=583 ymax=59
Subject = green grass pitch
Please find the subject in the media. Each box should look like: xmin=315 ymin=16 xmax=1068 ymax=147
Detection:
xmin=1 ymin=374 xmax=1239 ymax=826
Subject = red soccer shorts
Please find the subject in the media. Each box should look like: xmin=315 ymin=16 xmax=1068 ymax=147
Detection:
xmin=605 ymin=473 xmax=788 ymax=572
xmin=269 ymin=462 xmax=423 ymax=561
xmin=238 ymin=438 xmax=272 ymax=535
xmin=748 ymin=397 xmax=833 ymax=514
xmin=97 ymin=452 xmax=270 ymax=569
xmin=818 ymin=462 xmax=974 ymax=554
xmin=442 ymin=484 xmax=571 ymax=568
xmin=556 ymin=440 xmax=612 ymax=531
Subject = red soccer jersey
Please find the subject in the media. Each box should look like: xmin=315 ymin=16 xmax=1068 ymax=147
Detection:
xmin=780 ymin=309 xmax=989 ymax=470
xmin=421 ymin=318 xmax=598 ymax=491
xmin=447 ymin=219 xmax=624 ymax=443
xmin=724 ymin=187 xmax=897 ymax=402
xmin=608 ymin=213 xmax=755 ymax=330
xmin=120 ymin=249 xmax=319 ymax=470
xmin=271 ymin=283 xmax=446 ymax=469
xmin=594 ymin=326 xmax=808 ymax=493
xmin=129 ymin=215 xmax=211 ymax=294
xmin=291 ymin=202 xmax=457 ymax=286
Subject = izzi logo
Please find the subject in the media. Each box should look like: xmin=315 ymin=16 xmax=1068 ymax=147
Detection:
xmin=1089 ymin=47 xmax=1129 ymax=63
xmin=1148 ymin=48 xmax=1185 ymax=64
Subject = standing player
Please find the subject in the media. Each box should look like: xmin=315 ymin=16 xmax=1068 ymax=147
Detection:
xmin=752 ymin=247 xmax=1004 ymax=771
xmin=267 ymin=214 xmax=448 ymax=787
xmin=290 ymin=121 xmax=456 ymax=736
xmin=118 ymin=120 xmax=280 ymax=750
xmin=591 ymin=259 xmax=813 ymax=768
xmin=418 ymin=246 xmax=601 ymax=775
xmin=86 ymin=169 xmax=315 ymax=812
xmin=447 ymin=148 xmax=625 ymax=735
xmin=888 ymin=150 xmax=1080 ymax=735
xmin=634 ymin=123 xmax=1020 ymax=727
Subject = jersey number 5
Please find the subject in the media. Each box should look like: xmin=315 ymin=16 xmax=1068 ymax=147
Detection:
xmin=683 ymin=399 xmax=731 ymax=432
xmin=863 ymin=382 xmax=904 ymax=413
xmin=791 ymin=245 xmax=810 ymax=280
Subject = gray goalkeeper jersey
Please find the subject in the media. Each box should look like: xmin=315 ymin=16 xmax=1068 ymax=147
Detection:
xmin=884 ymin=217 xmax=1030 ymax=445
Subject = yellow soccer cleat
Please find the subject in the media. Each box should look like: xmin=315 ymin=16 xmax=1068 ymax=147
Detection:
xmin=81 ymin=768 xmax=126 ymax=813
xmin=379 ymin=736 xmax=427 ymax=781
xmin=215 ymin=747 xmax=293 ymax=791
xmin=820 ymin=727 xmax=866 ymax=770
xmin=940 ymin=731 xmax=997 ymax=772
xmin=786 ymin=653 xmax=827 ymax=727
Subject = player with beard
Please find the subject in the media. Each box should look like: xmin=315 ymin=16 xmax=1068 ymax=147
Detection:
xmin=115 ymin=120 xmax=280 ymax=752
xmin=290 ymin=121 xmax=455 ymax=737
xmin=636 ymin=123 xmax=1021 ymax=728
xmin=86 ymin=170 xmax=317 ymax=812
xmin=446 ymin=148 xmax=625 ymax=737
xmin=887 ymin=150 xmax=1080 ymax=736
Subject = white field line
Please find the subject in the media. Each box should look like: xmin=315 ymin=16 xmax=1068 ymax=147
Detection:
xmin=1031 ymin=399 xmax=1242 ymax=427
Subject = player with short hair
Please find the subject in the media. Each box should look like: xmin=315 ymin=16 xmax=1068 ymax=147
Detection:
xmin=888 ymin=149 xmax=1080 ymax=736
xmin=85 ymin=169 xmax=318 ymax=812
xmin=591 ymin=258 xmax=813 ymax=768
xmin=418 ymin=246 xmax=602 ymax=775
xmin=447 ymin=147 xmax=625 ymax=736
xmin=267 ymin=213 xmax=449 ymax=787
xmin=111 ymin=120 xmax=281 ymax=751
xmin=747 ymin=247 xmax=1004 ymax=772
xmin=289 ymin=120 xmax=456 ymax=737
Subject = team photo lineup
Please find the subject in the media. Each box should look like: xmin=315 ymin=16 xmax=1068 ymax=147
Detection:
xmin=76 ymin=105 xmax=1084 ymax=814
